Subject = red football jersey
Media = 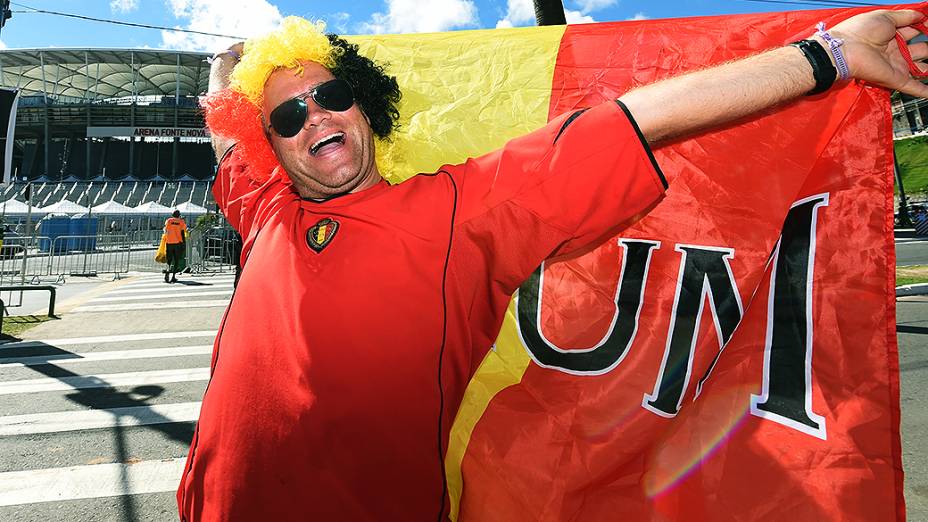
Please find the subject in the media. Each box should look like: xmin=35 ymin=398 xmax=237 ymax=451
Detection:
xmin=177 ymin=100 xmax=666 ymax=521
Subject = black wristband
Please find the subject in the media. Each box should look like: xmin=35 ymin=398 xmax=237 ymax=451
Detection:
xmin=789 ymin=39 xmax=837 ymax=96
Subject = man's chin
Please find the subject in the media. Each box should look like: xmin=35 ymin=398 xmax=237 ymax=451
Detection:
xmin=292 ymin=173 xmax=363 ymax=200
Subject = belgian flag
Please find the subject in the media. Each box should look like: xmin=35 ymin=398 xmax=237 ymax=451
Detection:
xmin=347 ymin=4 xmax=905 ymax=521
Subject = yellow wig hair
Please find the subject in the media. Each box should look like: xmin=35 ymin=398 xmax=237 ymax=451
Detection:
xmin=230 ymin=17 xmax=340 ymax=105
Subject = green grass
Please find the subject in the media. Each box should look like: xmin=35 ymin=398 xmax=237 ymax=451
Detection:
xmin=897 ymin=275 xmax=928 ymax=286
xmin=897 ymin=265 xmax=928 ymax=287
xmin=0 ymin=314 xmax=54 ymax=340
xmin=895 ymin=137 xmax=928 ymax=196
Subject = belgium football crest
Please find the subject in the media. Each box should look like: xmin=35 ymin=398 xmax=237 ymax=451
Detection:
xmin=306 ymin=218 xmax=339 ymax=253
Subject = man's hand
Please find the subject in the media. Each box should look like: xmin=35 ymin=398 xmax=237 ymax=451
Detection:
xmin=208 ymin=42 xmax=244 ymax=94
xmin=829 ymin=9 xmax=928 ymax=98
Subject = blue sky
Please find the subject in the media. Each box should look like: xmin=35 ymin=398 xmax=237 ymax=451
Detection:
xmin=0 ymin=0 xmax=903 ymax=52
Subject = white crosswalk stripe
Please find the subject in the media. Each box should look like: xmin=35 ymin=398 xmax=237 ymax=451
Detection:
xmin=0 ymin=458 xmax=187 ymax=506
xmin=108 ymin=283 xmax=234 ymax=295
xmin=0 ymin=345 xmax=212 ymax=367
xmin=117 ymin=277 xmax=235 ymax=290
xmin=0 ymin=402 xmax=202 ymax=436
xmin=0 ymin=368 xmax=210 ymax=395
xmin=74 ymin=300 xmax=231 ymax=313
xmin=0 ymin=330 xmax=217 ymax=349
xmin=90 ymin=290 xmax=233 ymax=303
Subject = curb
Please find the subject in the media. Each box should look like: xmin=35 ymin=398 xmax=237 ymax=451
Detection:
xmin=896 ymin=283 xmax=928 ymax=297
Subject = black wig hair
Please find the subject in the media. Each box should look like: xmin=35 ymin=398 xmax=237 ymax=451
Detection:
xmin=327 ymin=35 xmax=402 ymax=140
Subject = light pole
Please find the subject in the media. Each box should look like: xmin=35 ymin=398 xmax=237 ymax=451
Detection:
xmin=533 ymin=0 xmax=566 ymax=26
xmin=895 ymin=152 xmax=913 ymax=228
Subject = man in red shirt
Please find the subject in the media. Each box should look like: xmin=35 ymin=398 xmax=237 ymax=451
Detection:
xmin=178 ymin=10 xmax=928 ymax=521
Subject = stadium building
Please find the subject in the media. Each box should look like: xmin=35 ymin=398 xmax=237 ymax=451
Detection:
xmin=0 ymin=48 xmax=215 ymax=211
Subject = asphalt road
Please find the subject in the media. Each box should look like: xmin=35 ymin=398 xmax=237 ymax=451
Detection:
xmin=897 ymin=238 xmax=928 ymax=267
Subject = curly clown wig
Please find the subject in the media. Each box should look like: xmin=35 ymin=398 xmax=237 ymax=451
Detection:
xmin=202 ymin=17 xmax=402 ymax=183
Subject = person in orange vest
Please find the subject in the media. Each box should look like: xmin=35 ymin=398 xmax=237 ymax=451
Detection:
xmin=164 ymin=210 xmax=187 ymax=283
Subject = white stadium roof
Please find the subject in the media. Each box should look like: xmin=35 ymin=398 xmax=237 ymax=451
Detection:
xmin=0 ymin=48 xmax=210 ymax=98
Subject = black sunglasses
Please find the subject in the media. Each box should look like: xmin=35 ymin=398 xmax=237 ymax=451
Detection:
xmin=268 ymin=79 xmax=355 ymax=138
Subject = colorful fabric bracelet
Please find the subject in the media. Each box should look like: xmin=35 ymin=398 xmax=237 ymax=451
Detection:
xmin=815 ymin=22 xmax=850 ymax=81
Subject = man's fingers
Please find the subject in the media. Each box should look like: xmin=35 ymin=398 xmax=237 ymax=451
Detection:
xmin=886 ymin=9 xmax=928 ymax=28
xmin=897 ymin=77 xmax=928 ymax=99
xmin=909 ymin=41 xmax=928 ymax=61
xmin=898 ymin=27 xmax=921 ymax=41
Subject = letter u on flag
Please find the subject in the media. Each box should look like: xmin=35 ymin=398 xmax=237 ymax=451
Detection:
xmin=350 ymin=3 xmax=906 ymax=520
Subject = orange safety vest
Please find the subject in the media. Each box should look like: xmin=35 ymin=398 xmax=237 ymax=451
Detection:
xmin=164 ymin=218 xmax=187 ymax=244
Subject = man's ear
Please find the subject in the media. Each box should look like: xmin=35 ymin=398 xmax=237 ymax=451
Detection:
xmin=260 ymin=114 xmax=272 ymax=141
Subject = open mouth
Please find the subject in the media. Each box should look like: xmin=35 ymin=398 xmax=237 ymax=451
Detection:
xmin=310 ymin=132 xmax=346 ymax=156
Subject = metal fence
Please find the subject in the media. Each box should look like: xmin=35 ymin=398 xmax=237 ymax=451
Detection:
xmin=0 ymin=222 xmax=238 ymax=314
xmin=46 ymin=235 xmax=131 ymax=277
xmin=0 ymin=225 xmax=240 ymax=282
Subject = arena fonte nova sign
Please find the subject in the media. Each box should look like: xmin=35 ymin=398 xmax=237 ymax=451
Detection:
xmin=86 ymin=126 xmax=211 ymax=138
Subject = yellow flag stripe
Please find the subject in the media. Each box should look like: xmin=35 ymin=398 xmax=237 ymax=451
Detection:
xmin=348 ymin=25 xmax=565 ymax=181
xmin=446 ymin=304 xmax=533 ymax=520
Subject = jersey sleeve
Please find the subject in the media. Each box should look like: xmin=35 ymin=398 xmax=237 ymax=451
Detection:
xmin=212 ymin=146 xmax=297 ymax=242
xmin=451 ymin=99 xmax=667 ymax=295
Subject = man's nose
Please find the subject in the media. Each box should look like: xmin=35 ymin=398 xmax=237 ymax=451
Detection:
xmin=304 ymin=100 xmax=331 ymax=129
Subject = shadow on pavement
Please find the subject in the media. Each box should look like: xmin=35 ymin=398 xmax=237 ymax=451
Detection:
xmin=897 ymin=325 xmax=928 ymax=335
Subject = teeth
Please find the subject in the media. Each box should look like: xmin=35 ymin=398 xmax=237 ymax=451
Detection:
xmin=310 ymin=132 xmax=345 ymax=155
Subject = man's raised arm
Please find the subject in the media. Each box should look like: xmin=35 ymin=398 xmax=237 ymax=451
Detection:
xmin=620 ymin=9 xmax=928 ymax=145
xmin=207 ymin=43 xmax=244 ymax=161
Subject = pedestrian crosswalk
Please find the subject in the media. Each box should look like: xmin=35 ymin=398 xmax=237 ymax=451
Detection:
xmin=72 ymin=273 xmax=236 ymax=313
xmin=0 ymin=272 xmax=232 ymax=520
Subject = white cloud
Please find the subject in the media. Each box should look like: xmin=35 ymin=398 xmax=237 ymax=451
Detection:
xmin=327 ymin=12 xmax=351 ymax=35
xmin=496 ymin=0 xmax=595 ymax=27
xmin=359 ymin=0 xmax=478 ymax=34
xmin=110 ymin=0 xmax=140 ymax=14
xmin=627 ymin=12 xmax=649 ymax=21
xmin=0 ymin=40 xmax=7 ymax=50
xmin=565 ymin=10 xmax=595 ymax=24
xmin=573 ymin=0 xmax=616 ymax=15
xmin=160 ymin=0 xmax=283 ymax=52
xmin=495 ymin=0 xmax=534 ymax=28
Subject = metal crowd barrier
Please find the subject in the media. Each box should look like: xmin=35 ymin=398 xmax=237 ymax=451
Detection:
xmin=0 ymin=226 xmax=241 ymax=314
xmin=187 ymin=229 xmax=240 ymax=274
xmin=0 ymin=227 xmax=239 ymax=280
xmin=47 ymin=235 xmax=131 ymax=279
xmin=0 ymin=235 xmax=53 ymax=283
